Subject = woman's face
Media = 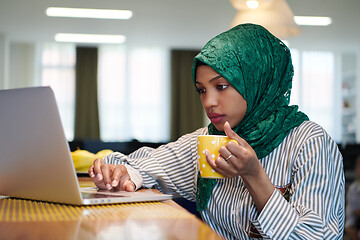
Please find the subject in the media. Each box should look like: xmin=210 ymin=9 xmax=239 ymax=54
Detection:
xmin=195 ymin=64 xmax=247 ymax=131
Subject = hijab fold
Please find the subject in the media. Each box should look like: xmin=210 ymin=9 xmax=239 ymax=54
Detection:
xmin=193 ymin=24 xmax=309 ymax=212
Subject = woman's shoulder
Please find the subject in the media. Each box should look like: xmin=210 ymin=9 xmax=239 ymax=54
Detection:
xmin=184 ymin=127 xmax=208 ymax=137
xmin=289 ymin=120 xmax=330 ymax=142
xmin=173 ymin=127 xmax=208 ymax=143
xmin=282 ymin=120 xmax=338 ymax=154
xmin=196 ymin=127 xmax=208 ymax=135
xmin=278 ymin=121 xmax=343 ymax=167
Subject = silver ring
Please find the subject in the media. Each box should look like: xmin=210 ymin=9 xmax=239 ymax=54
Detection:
xmin=225 ymin=154 xmax=233 ymax=161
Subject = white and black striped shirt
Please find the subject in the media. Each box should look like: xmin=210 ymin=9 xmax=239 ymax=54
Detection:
xmin=103 ymin=121 xmax=345 ymax=239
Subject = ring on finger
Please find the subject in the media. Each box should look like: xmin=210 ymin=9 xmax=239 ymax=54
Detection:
xmin=225 ymin=154 xmax=233 ymax=161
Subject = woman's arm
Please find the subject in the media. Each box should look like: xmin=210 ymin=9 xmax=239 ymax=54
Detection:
xmin=206 ymin=121 xmax=275 ymax=211
xmin=207 ymin=121 xmax=344 ymax=239
xmin=249 ymin=127 xmax=345 ymax=239
xmin=91 ymin=127 xmax=207 ymax=201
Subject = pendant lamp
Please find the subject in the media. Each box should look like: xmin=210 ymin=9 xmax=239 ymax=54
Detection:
xmin=230 ymin=0 xmax=301 ymax=39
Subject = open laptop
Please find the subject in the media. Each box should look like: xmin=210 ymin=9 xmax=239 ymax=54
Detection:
xmin=0 ymin=86 xmax=172 ymax=205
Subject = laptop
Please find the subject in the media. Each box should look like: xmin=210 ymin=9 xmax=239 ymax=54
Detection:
xmin=0 ymin=86 xmax=172 ymax=205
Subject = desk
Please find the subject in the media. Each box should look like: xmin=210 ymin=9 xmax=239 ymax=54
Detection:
xmin=0 ymin=178 xmax=221 ymax=240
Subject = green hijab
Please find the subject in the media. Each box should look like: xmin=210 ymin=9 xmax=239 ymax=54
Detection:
xmin=193 ymin=24 xmax=309 ymax=211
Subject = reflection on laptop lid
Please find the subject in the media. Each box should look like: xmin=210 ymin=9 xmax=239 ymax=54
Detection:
xmin=0 ymin=86 xmax=172 ymax=205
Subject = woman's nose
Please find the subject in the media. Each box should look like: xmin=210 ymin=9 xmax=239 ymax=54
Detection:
xmin=202 ymin=91 xmax=218 ymax=108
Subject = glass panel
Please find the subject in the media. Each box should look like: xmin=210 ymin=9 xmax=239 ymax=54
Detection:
xmin=128 ymin=47 xmax=169 ymax=142
xmin=98 ymin=45 xmax=127 ymax=141
xmin=341 ymin=53 xmax=357 ymax=144
xmin=289 ymin=49 xmax=300 ymax=106
xmin=41 ymin=43 xmax=75 ymax=140
xmin=301 ymin=51 xmax=335 ymax=138
xmin=98 ymin=46 xmax=169 ymax=142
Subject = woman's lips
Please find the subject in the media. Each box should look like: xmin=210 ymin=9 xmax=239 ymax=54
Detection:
xmin=207 ymin=113 xmax=225 ymax=124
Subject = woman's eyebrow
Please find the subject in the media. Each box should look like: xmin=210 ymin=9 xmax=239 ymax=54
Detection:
xmin=209 ymin=75 xmax=222 ymax=82
xmin=195 ymin=75 xmax=222 ymax=84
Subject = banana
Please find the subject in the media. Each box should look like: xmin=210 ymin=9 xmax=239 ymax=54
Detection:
xmin=95 ymin=149 xmax=114 ymax=159
xmin=71 ymin=148 xmax=114 ymax=171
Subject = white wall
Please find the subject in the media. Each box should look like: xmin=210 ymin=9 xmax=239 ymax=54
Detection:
xmin=0 ymin=34 xmax=9 ymax=89
xmin=8 ymin=43 xmax=39 ymax=89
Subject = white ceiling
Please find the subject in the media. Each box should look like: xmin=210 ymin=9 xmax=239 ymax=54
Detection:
xmin=0 ymin=0 xmax=359 ymax=50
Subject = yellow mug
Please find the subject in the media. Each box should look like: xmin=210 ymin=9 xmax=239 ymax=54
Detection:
xmin=197 ymin=135 xmax=237 ymax=179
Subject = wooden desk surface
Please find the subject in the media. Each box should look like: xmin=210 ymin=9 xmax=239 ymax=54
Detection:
xmin=0 ymin=178 xmax=221 ymax=240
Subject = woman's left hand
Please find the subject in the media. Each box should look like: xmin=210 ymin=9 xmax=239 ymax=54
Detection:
xmin=206 ymin=121 xmax=275 ymax=211
xmin=205 ymin=121 xmax=261 ymax=179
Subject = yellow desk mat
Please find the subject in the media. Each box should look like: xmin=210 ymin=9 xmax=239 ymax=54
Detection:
xmin=0 ymin=198 xmax=193 ymax=222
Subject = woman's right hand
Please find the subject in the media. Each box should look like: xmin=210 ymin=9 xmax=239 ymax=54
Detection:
xmin=88 ymin=158 xmax=135 ymax=192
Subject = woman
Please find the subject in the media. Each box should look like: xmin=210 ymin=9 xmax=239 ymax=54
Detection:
xmin=89 ymin=24 xmax=345 ymax=239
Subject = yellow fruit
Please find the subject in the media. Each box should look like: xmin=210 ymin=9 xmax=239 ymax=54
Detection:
xmin=71 ymin=149 xmax=96 ymax=170
xmin=71 ymin=149 xmax=114 ymax=171
xmin=95 ymin=149 xmax=114 ymax=159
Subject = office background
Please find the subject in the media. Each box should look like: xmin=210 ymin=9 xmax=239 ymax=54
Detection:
xmin=0 ymin=0 xmax=359 ymax=146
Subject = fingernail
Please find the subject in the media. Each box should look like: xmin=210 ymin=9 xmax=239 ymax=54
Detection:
xmin=111 ymin=180 xmax=118 ymax=187
xmin=89 ymin=172 xmax=95 ymax=177
xmin=106 ymin=184 xmax=112 ymax=190
xmin=127 ymin=181 xmax=135 ymax=191
xmin=97 ymin=174 xmax=102 ymax=181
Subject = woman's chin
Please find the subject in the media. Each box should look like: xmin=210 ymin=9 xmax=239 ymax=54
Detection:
xmin=213 ymin=123 xmax=224 ymax=132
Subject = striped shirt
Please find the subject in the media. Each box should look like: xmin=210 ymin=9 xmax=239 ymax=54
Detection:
xmin=103 ymin=121 xmax=345 ymax=239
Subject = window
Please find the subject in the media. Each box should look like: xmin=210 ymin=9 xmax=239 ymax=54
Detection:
xmin=290 ymin=50 xmax=339 ymax=142
xmin=41 ymin=43 xmax=76 ymax=140
xmin=41 ymin=44 xmax=339 ymax=143
xmin=41 ymin=43 xmax=169 ymax=142
xmin=97 ymin=46 xmax=170 ymax=142
xmin=97 ymin=45 xmax=127 ymax=141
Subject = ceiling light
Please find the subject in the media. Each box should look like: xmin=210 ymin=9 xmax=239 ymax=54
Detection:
xmin=230 ymin=0 xmax=300 ymax=39
xmin=55 ymin=33 xmax=126 ymax=44
xmin=294 ymin=16 xmax=332 ymax=26
xmin=46 ymin=7 xmax=133 ymax=20
xmin=246 ymin=0 xmax=259 ymax=9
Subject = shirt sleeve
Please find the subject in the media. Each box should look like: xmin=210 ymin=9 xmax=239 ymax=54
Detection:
xmin=102 ymin=127 xmax=207 ymax=201
xmin=249 ymin=128 xmax=345 ymax=239
xmin=101 ymin=152 xmax=143 ymax=190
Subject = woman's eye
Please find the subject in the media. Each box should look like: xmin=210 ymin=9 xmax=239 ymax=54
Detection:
xmin=217 ymin=84 xmax=228 ymax=90
xmin=196 ymin=88 xmax=206 ymax=94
